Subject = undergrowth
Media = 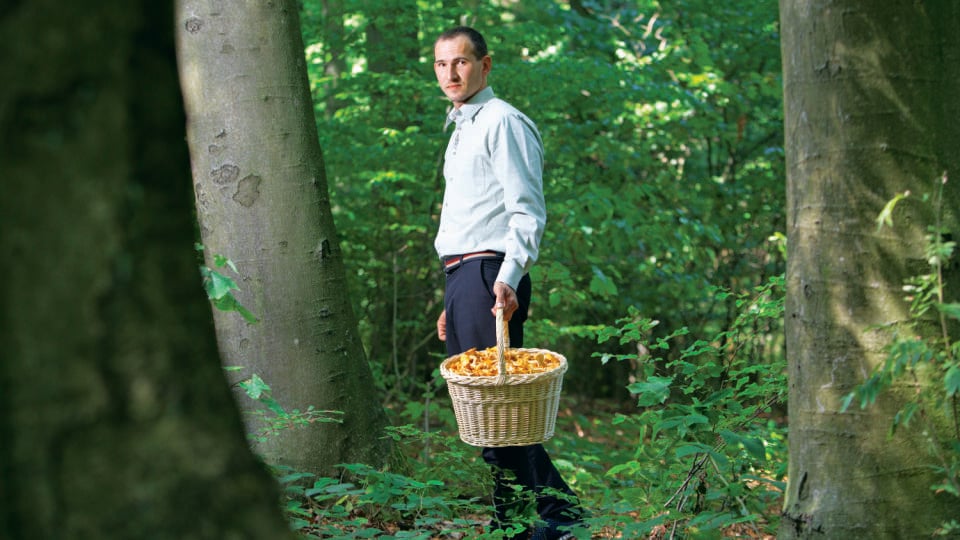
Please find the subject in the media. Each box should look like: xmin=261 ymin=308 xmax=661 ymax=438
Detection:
xmin=258 ymin=275 xmax=787 ymax=539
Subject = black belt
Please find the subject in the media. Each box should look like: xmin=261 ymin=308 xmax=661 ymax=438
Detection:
xmin=443 ymin=251 xmax=504 ymax=272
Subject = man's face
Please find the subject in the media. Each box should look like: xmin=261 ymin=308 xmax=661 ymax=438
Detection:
xmin=434 ymin=35 xmax=490 ymax=108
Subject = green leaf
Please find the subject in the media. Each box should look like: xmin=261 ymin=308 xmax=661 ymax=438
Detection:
xmin=839 ymin=391 xmax=856 ymax=412
xmin=937 ymin=303 xmax=960 ymax=321
xmin=588 ymin=266 xmax=618 ymax=297
xmin=206 ymin=271 xmax=239 ymax=300
xmin=741 ymin=437 xmax=766 ymax=460
xmin=659 ymin=413 xmax=709 ymax=431
xmin=675 ymin=442 xmax=713 ymax=459
xmin=234 ymin=303 xmax=258 ymax=324
xmin=627 ymin=376 xmax=672 ymax=406
xmin=262 ymin=395 xmax=287 ymax=417
xmin=945 ymin=364 xmax=960 ymax=397
xmin=718 ymin=429 xmax=766 ymax=460
xmin=876 ymin=191 xmax=910 ymax=231
xmin=211 ymin=293 xmax=258 ymax=323
xmin=278 ymin=471 xmax=315 ymax=484
xmin=240 ymin=374 xmax=271 ymax=400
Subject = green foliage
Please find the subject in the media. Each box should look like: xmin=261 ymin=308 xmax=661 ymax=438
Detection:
xmin=197 ymin=248 xmax=348 ymax=445
xmin=843 ymin=180 xmax=960 ymax=533
xmin=195 ymin=243 xmax=258 ymax=323
xmin=299 ymin=0 xmax=785 ymax=398
xmin=589 ymin=275 xmax=787 ymax=537
xmin=288 ymin=0 xmax=787 ymax=536
xmin=277 ymin=427 xmax=517 ymax=539
xmin=237 ymin=374 xmax=345 ymax=444
xmin=263 ymin=275 xmax=786 ymax=538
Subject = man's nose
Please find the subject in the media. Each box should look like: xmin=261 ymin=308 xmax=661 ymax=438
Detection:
xmin=446 ymin=65 xmax=459 ymax=81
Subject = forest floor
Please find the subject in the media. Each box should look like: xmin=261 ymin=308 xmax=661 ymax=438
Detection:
xmin=295 ymin=395 xmax=782 ymax=539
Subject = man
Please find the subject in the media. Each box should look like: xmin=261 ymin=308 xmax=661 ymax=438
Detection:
xmin=432 ymin=26 xmax=584 ymax=540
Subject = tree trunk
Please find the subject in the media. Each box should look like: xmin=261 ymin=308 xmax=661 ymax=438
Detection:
xmin=780 ymin=1 xmax=960 ymax=537
xmin=175 ymin=0 xmax=394 ymax=476
xmin=0 ymin=1 xmax=295 ymax=538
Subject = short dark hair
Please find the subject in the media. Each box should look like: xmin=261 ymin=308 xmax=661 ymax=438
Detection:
xmin=436 ymin=26 xmax=488 ymax=59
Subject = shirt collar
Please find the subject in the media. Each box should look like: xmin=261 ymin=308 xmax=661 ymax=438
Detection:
xmin=445 ymin=86 xmax=495 ymax=129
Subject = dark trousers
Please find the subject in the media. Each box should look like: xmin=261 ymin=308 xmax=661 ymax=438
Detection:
xmin=444 ymin=257 xmax=580 ymax=529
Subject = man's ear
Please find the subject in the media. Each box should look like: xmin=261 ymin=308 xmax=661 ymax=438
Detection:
xmin=482 ymin=55 xmax=492 ymax=75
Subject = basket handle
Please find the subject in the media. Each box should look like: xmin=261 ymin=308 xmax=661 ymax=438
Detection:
xmin=495 ymin=306 xmax=509 ymax=384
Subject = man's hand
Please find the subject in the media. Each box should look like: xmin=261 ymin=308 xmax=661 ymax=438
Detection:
xmin=492 ymin=281 xmax=519 ymax=320
xmin=437 ymin=310 xmax=447 ymax=341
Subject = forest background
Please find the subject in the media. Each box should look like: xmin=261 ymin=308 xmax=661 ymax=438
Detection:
xmin=5 ymin=0 xmax=959 ymax=538
xmin=0 ymin=0 xmax=790 ymax=537
xmin=310 ymin=0 xmax=785 ymax=403
xmin=290 ymin=0 xmax=787 ymax=537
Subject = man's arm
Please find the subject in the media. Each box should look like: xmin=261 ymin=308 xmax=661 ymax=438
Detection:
xmin=491 ymin=111 xmax=546 ymax=290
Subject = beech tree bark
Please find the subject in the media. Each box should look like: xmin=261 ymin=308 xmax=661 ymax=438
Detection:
xmin=175 ymin=0 xmax=393 ymax=475
xmin=0 ymin=1 xmax=295 ymax=538
xmin=780 ymin=2 xmax=960 ymax=537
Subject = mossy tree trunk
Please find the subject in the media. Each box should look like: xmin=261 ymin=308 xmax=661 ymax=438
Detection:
xmin=0 ymin=1 xmax=295 ymax=538
xmin=175 ymin=0 xmax=393 ymax=476
xmin=780 ymin=1 xmax=960 ymax=537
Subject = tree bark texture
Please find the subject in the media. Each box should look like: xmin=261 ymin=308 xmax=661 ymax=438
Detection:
xmin=0 ymin=1 xmax=295 ymax=538
xmin=176 ymin=0 xmax=393 ymax=476
xmin=780 ymin=1 xmax=960 ymax=537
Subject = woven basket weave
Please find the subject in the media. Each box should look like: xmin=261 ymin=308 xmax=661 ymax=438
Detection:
xmin=440 ymin=308 xmax=567 ymax=447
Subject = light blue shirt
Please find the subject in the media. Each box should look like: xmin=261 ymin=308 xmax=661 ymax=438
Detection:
xmin=434 ymin=87 xmax=547 ymax=290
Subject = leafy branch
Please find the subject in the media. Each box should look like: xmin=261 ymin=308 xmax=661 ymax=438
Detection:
xmin=196 ymin=243 xmax=257 ymax=323
xmin=237 ymin=373 xmax=344 ymax=444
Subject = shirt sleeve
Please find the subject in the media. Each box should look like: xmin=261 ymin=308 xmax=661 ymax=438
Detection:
xmin=490 ymin=112 xmax=546 ymax=289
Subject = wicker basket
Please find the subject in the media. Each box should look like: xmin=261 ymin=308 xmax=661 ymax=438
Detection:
xmin=440 ymin=308 xmax=567 ymax=447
